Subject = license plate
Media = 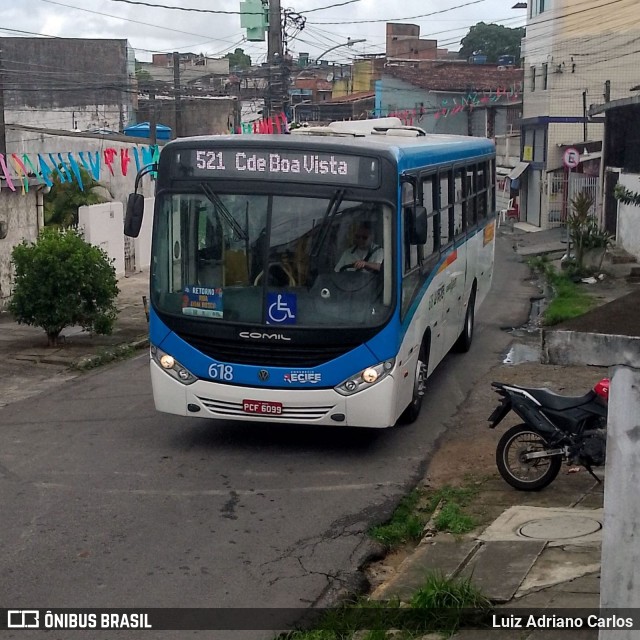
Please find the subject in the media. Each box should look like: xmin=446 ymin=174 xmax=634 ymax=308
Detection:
xmin=242 ymin=399 xmax=283 ymax=415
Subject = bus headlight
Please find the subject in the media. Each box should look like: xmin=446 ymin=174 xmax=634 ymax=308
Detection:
xmin=151 ymin=345 xmax=197 ymax=385
xmin=335 ymin=359 xmax=395 ymax=396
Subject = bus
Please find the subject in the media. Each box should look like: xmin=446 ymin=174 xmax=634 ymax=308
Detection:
xmin=125 ymin=118 xmax=496 ymax=428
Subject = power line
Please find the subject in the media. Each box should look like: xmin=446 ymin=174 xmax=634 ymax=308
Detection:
xmin=102 ymin=0 xmax=363 ymax=15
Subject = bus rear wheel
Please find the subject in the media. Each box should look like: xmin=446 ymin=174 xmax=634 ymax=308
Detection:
xmin=453 ymin=290 xmax=475 ymax=353
xmin=399 ymin=340 xmax=429 ymax=424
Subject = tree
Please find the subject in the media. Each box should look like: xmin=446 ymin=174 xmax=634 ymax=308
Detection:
xmin=9 ymin=228 xmax=119 ymax=346
xmin=458 ymin=23 xmax=525 ymax=64
xmin=225 ymin=48 xmax=252 ymax=70
xmin=614 ymin=184 xmax=640 ymax=206
xmin=567 ymin=190 xmax=611 ymax=273
xmin=44 ymin=166 xmax=110 ymax=228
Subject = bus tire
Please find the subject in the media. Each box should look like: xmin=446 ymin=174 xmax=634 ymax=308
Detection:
xmin=399 ymin=339 xmax=429 ymax=424
xmin=453 ymin=289 xmax=476 ymax=353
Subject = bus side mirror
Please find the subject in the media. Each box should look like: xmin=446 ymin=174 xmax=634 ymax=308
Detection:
xmin=409 ymin=205 xmax=427 ymax=245
xmin=124 ymin=193 xmax=144 ymax=238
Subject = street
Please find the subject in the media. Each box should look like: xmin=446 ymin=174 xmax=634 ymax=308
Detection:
xmin=0 ymin=234 xmax=532 ymax=639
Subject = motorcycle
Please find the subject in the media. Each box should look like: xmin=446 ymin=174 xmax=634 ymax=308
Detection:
xmin=488 ymin=378 xmax=609 ymax=491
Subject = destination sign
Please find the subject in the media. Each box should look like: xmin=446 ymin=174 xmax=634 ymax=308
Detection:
xmin=172 ymin=149 xmax=379 ymax=187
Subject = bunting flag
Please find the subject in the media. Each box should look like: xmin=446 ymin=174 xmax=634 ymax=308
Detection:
xmin=0 ymin=144 xmax=159 ymax=195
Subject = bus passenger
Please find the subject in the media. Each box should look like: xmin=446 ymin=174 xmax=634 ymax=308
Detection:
xmin=334 ymin=223 xmax=383 ymax=273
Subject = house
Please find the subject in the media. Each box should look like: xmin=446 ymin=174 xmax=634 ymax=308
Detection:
xmin=589 ymin=95 xmax=640 ymax=261
xmin=517 ymin=0 xmax=640 ymax=228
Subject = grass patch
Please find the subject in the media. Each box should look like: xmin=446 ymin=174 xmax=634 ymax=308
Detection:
xmin=71 ymin=341 xmax=145 ymax=370
xmin=368 ymin=489 xmax=427 ymax=547
xmin=368 ymin=485 xmax=479 ymax=549
xmin=527 ymin=257 xmax=596 ymax=326
xmin=278 ymin=574 xmax=492 ymax=639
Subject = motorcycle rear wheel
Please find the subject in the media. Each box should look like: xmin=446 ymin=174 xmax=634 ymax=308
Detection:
xmin=496 ymin=424 xmax=562 ymax=491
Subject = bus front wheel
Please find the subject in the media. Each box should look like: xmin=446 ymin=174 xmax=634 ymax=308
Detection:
xmin=399 ymin=340 xmax=429 ymax=424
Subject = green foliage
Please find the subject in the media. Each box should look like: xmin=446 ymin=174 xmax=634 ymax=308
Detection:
xmin=528 ymin=259 xmax=596 ymax=326
xmin=567 ymin=190 xmax=612 ymax=272
xmin=458 ymin=22 xmax=525 ymax=63
xmin=410 ymin=573 xmax=492 ymax=633
xmin=135 ymin=67 xmax=154 ymax=85
xmin=225 ymin=47 xmax=252 ymax=69
xmin=368 ymin=489 xmax=428 ymax=547
xmin=434 ymin=503 xmax=475 ymax=535
xmin=44 ymin=166 xmax=110 ymax=228
xmin=614 ymin=183 xmax=640 ymax=207
xmin=9 ymin=228 xmax=119 ymax=346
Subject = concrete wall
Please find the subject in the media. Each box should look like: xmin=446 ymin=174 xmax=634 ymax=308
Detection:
xmin=378 ymin=78 xmax=468 ymax=135
xmin=78 ymin=202 xmax=125 ymax=277
xmin=0 ymin=189 xmax=39 ymax=311
xmin=136 ymin=97 xmax=240 ymax=137
xmin=5 ymin=126 xmax=157 ymax=207
xmin=0 ymin=37 xmax=135 ymax=132
xmin=616 ymin=172 xmax=640 ymax=260
xmin=133 ymin=198 xmax=155 ymax=271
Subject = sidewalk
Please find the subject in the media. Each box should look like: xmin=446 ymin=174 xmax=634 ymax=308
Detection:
xmin=0 ymin=270 xmax=150 ymax=408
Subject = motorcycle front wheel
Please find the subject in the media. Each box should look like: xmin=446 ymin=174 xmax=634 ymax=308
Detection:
xmin=496 ymin=424 xmax=562 ymax=491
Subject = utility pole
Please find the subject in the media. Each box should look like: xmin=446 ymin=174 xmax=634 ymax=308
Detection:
xmin=149 ymin=89 xmax=157 ymax=145
xmin=266 ymin=0 xmax=285 ymax=119
xmin=173 ymin=51 xmax=182 ymax=139
xmin=0 ymin=48 xmax=6 ymax=156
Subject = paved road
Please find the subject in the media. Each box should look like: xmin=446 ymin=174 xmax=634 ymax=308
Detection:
xmin=0 ymin=234 xmax=532 ymax=639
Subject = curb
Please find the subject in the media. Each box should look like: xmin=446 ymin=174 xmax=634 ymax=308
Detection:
xmin=71 ymin=336 xmax=150 ymax=370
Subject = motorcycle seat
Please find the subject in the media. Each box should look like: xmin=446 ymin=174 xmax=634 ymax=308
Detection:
xmin=493 ymin=382 xmax=595 ymax=411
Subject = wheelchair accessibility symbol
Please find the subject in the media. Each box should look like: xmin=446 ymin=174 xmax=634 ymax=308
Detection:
xmin=267 ymin=293 xmax=297 ymax=325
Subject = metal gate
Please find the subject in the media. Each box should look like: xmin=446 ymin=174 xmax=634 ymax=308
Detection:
xmin=124 ymin=235 xmax=136 ymax=272
xmin=546 ymin=172 xmax=599 ymax=228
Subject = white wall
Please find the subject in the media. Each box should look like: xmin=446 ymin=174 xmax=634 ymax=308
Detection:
xmin=78 ymin=202 xmax=125 ymax=277
xmin=133 ymin=197 xmax=155 ymax=271
xmin=0 ymin=189 xmax=39 ymax=311
xmin=6 ymin=126 xmax=158 ymax=207
xmin=616 ymin=173 xmax=640 ymax=260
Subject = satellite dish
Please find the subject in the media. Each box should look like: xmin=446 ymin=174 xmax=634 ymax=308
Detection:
xmin=327 ymin=72 xmax=334 ymax=82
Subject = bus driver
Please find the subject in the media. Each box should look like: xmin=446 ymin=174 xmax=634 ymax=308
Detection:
xmin=334 ymin=223 xmax=383 ymax=273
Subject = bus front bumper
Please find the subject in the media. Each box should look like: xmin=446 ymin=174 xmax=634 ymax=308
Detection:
xmin=150 ymin=361 xmax=399 ymax=428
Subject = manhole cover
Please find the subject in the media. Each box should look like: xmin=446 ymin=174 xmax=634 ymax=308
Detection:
xmin=518 ymin=515 xmax=602 ymax=540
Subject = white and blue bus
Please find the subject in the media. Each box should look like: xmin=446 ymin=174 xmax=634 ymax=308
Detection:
xmin=125 ymin=119 xmax=496 ymax=428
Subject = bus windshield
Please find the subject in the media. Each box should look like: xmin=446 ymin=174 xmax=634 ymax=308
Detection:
xmin=152 ymin=190 xmax=394 ymax=328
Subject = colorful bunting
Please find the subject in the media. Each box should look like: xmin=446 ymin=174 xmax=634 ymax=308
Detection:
xmin=0 ymin=145 xmax=160 ymax=195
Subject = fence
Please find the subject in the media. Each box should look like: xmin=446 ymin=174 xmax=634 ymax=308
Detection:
xmin=546 ymin=172 xmax=599 ymax=228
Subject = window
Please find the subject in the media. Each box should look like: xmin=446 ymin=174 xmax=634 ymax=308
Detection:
xmin=402 ymin=180 xmax=419 ymax=273
xmin=454 ymin=168 xmax=466 ymax=236
xmin=476 ymin=162 xmax=488 ymax=221
xmin=439 ymin=170 xmax=454 ymax=246
xmin=530 ymin=66 xmax=536 ymax=92
xmin=466 ymin=166 xmax=477 ymax=227
xmin=542 ymin=63 xmax=548 ymax=90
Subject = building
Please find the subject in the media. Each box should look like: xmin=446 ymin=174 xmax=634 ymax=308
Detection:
xmin=589 ymin=96 xmax=640 ymax=260
xmin=0 ymin=37 xmax=135 ymax=134
xmin=517 ymin=0 xmax=639 ymax=228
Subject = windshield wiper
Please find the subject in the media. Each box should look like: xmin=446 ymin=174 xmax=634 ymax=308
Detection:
xmin=310 ymin=189 xmax=345 ymax=258
xmin=200 ymin=183 xmax=248 ymax=241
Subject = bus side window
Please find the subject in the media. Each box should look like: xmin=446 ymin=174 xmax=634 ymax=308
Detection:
xmin=439 ymin=170 xmax=454 ymax=247
xmin=466 ymin=166 xmax=478 ymax=227
xmin=402 ymin=180 xmax=419 ymax=273
xmin=477 ymin=162 xmax=488 ymax=221
xmin=420 ymin=175 xmax=437 ymax=258
xmin=454 ymin=168 xmax=466 ymax=236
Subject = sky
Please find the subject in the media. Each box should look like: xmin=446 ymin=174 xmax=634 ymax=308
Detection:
xmin=0 ymin=0 xmax=527 ymax=65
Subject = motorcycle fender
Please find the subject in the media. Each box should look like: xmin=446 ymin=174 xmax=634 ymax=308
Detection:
xmin=488 ymin=398 xmax=511 ymax=428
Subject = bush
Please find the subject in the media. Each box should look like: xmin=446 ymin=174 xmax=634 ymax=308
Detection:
xmin=9 ymin=228 xmax=119 ymax=346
